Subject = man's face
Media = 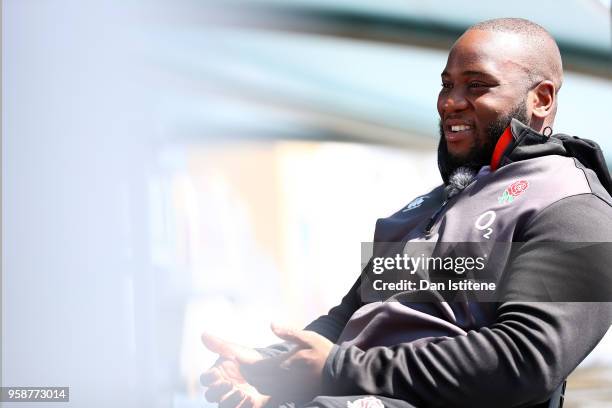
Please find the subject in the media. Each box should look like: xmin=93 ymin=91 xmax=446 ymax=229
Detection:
xmin=437 ymin=30 xmax=532 ymax=167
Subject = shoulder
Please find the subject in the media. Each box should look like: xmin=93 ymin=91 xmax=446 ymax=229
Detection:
xmin=392 ymin=184 xmax=445 ymax=217
xmin=520 ymin=193 xmax=612 ymax=241
xmin=570 ymin=157 xmax=612 ymax=206
xmin=372 ymin=184 xmax=445 ymax=243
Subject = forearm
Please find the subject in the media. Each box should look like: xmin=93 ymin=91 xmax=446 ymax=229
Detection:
xmin=322 ymin=301 xmax=611 ymax=407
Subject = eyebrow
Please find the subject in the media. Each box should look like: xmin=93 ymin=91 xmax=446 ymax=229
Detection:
xmin=441 ymin=70 xmax=495 ymax=78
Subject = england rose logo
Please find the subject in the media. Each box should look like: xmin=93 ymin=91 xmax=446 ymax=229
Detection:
xmin=347 ymin=396 xmax=385 ymax=408
xmin=499 ymin=180 xmax=529 ymax=204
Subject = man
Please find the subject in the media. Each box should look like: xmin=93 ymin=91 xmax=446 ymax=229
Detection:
xmin=200 ymin=18 xmax=612 ymax=408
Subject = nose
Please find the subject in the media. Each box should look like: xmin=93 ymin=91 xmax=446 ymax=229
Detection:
xmin=438 ymin=88 xmax=469 ymax=115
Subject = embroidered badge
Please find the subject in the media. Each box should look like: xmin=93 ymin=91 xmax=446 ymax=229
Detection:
xmin=347 ymin=396 xmax=384 ymax=408
xmin=498 ymin=180 xmax=529 ymax=204
xmin=402 ymin=196 xmax=429 ymax=212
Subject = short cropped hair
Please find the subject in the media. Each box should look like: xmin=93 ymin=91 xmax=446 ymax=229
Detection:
xmin=467 ymin=18 xmax=563 ymax=92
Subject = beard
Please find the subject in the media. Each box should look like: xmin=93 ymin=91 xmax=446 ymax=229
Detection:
xmin=437 ymin=101 xmax=529 ymax=184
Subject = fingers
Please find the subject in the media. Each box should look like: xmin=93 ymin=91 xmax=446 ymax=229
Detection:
xmin=218 ymin=389 xmax=245 ymax=408
xmin=204 ymin=381 xmax=233 ymax=403
xmin=240 ymin=397 xmax=254 ymax=408
xmin=200 ymin=367 xmax=222 ymax=387
xmin=201 ymin=332 xmax=234 ymax=358
xmin=201 ymin=332 xmax=263 ymax=365
xmin=270 ymin=323 xmax=312 ymax=347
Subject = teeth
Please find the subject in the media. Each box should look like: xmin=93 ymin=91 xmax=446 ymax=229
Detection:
xmin=451 ymin=125 xmax=472 ymax=132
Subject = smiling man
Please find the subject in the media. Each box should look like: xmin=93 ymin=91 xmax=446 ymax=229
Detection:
xmin=437 ymin=20 xmax=562 ymax=181
xmin=200 ymin=18 xmax=612 ymax=408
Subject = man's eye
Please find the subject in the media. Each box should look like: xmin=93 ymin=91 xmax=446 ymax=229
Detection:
xmin=468 ymin=82 xmax=487 ymax=88
xmin=441 ymin=82 xmax=452 ymax=89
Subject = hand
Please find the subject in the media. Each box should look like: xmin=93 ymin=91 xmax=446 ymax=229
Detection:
xmin=200 ymin=332 xmax=271 ymax=408
xmin=240 ymin=324 xmax=334 ymax=404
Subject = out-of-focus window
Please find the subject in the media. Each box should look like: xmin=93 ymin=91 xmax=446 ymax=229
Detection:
xmin=147 ymin=139 xmax=439 ymax=397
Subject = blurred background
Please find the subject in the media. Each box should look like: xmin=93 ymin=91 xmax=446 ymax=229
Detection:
xmin=2 ymin=0 xmax=611 ymax=407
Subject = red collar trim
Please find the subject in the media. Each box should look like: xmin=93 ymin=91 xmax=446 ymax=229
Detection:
xmin=490 ymin=126 xmax=514 ymax=171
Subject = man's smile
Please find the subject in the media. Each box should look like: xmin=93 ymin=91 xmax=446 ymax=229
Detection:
xmin=444 ymin=119 xmax=476 ymax=147
xmin=445 ymin=127 xmax=474 ymax=143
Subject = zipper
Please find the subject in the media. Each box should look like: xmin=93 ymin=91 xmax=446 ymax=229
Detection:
xmin=423 ymin=176 xmax=479 ymax=238
xmin=423 ymin=200 xmax=448 ymax=238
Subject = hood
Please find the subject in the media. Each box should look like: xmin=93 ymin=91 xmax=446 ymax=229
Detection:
xmin=438 ymin=118 xmax=612 ymax=196
xmin=493 ymin=119 xmax=612 ymax=195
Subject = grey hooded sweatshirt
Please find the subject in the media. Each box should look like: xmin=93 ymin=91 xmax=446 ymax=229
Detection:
xmin=260 ymin=120 xmax=612 ymax=407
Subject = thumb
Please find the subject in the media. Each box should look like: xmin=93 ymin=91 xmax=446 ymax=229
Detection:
xmin=201 ymin=332 xmax=261 ymax=364
xmin=270 ymin=323 xmax=311 ymax=347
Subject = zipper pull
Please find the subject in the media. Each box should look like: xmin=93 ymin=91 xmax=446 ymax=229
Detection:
xmin=424 ymin=200 xmax=448 ymax=238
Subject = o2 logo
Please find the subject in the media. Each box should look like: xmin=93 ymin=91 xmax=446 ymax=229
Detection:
xmin=475 ymin=210 xmax=496 ymax=239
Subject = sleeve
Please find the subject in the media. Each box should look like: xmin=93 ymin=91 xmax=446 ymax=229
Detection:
xmin=321 ymin=194 xmax=612 ymax=408
xmin=256 ymin=273 xmax=364 ymax=358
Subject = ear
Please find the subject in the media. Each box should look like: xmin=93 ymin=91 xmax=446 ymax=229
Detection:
xmin=529 ymin=80 xmax=556 ymax=121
